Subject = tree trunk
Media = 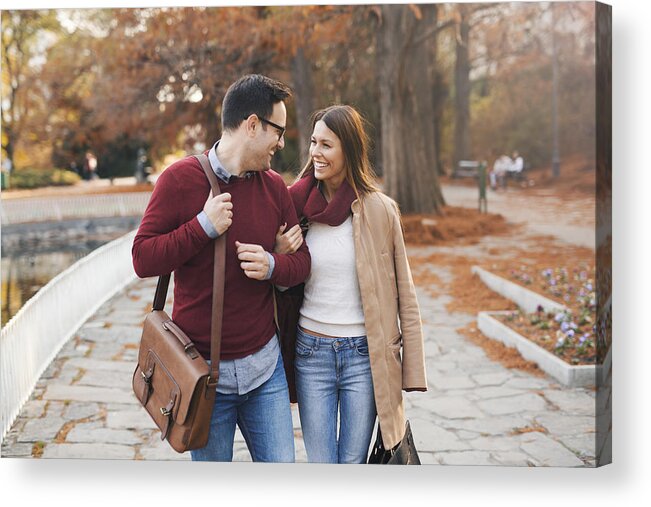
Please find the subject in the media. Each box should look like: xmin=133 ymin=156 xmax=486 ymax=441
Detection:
xmin=454 ymin=6 xmax=472 ymax=170
xmin=291 ymin=46 xmax=315 ymax=168
xmin=202 ymin=95 xmax=222 ymax=148
xmin=378 ymin=4 xmax=445 ymax=214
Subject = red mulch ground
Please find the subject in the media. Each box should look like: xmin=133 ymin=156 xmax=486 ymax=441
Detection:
xmin=402 ymin=206 xmax=511 ymax=246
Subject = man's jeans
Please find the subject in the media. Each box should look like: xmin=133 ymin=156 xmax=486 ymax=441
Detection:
xmin=294 ymin=327 xmax=377 ymax=464
xmin=190 ymin=350 xmax=295 ymax=462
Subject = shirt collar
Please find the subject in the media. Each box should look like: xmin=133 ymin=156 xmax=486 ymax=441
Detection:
xmin=208 ymin=141 xmax=254 ymax=183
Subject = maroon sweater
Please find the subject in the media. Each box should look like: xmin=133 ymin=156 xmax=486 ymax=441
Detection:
xmin=132 ymin=155 xmax=310 ymax=360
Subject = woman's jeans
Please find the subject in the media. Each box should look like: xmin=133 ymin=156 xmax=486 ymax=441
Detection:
xmin=190 ymin=351 xmax=295 ymax=462
xmin=295 ymin=327 xmax=377 ymax=464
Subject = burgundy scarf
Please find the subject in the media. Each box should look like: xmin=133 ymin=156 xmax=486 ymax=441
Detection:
xmin=289 ymin=171 xmax=357 ymax=226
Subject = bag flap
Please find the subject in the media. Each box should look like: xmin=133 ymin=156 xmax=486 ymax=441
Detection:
xmin=138 ymin=311 xmax=210 ymax=424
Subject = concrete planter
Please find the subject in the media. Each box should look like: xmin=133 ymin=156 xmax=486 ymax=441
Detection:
xmin=471 ymin=265 xmax=566 ymax=313
xmin=477 ymin=311 xmax=595 ymax=387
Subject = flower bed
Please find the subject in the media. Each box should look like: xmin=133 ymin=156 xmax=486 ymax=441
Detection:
xmin=486 ymin=263 xmax=597 ymax=366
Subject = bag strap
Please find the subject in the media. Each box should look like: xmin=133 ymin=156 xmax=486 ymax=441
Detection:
xmin=150 ymin=153 xmax=226 ymax=386
xmin=194 ymin=153 xmax=226 ymax=385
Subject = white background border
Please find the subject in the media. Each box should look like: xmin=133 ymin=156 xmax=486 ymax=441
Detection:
xmin=1 ymin=0 xmax=648 ymax=505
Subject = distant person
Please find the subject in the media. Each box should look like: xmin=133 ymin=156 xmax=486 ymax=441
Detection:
xmin=1 ymin=156 xmax=12 ymax=189
xmin=510 ymin=151 xmax=524 ymax=179
xmin=84 ymin=151 xmax=98 ymax=180
xmin=491 ymin=154 xmax=512 ymax=190
xmin=2 ymin=156 xmax=12 ymax=174
xmin=135 ymin=147 xmax=148 ymax=184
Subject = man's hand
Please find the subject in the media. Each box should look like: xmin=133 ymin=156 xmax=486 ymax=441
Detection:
xmin=236 ymin=241 xmax=271 ymax=280
xmin=203 ymin=191 xmax=233 ymax=235
xmin=273 ymin=223 xmax=303 ymax=254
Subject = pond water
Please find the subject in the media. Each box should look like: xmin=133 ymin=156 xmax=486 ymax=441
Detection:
xmin=1 ymin=217 xmax=141 ymax=325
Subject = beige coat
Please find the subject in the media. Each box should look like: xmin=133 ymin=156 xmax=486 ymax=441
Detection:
xmin=351 ymin=191 xmax=428 ymax=449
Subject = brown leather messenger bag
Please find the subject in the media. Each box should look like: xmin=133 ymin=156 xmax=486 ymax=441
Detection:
xmin=132 ymin=153 xmax=225 ymax=453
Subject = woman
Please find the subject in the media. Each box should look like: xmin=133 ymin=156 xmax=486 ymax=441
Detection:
xmin=276 ymin=105 xmax=427 ymax=464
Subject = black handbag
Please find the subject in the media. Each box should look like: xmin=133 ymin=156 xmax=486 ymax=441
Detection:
xmin=274 ymin=282 xmax=304 ymax=404
xmin=368 ymin=420 xmax=421 ymax=464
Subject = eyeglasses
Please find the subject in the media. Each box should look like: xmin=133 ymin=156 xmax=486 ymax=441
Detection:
xmin=257 ymin=116 xmax=286 ymax=140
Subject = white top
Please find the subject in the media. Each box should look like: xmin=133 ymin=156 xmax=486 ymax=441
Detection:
xmin=299 ymin=216 xmax=367 ymax=337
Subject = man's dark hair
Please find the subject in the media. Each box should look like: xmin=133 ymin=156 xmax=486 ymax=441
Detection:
xmin=221 ymin=74 xmax=292 ymax=132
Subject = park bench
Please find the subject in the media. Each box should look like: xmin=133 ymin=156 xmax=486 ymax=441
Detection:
xmin=453 ymin=160 xmax=480 ymax=178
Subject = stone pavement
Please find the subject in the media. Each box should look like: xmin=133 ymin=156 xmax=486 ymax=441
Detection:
xmin=1 ymin=238 xmax=597 ymax=466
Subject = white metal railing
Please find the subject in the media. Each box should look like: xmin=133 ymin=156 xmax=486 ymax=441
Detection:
xmin=0 ymin=229 xmax=139 ymax=443
xmin=0 ymin=193 xmax=151 ymax=225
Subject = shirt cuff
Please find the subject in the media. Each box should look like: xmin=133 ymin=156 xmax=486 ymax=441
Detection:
xmin=264 ymin=252 xmax=275 ymax=280
xmin=197 ymin=211 xmax=219 ymax=239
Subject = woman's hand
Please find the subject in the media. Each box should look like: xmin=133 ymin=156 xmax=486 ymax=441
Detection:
xmin=273 ymin=223 xmax=303 ymax=254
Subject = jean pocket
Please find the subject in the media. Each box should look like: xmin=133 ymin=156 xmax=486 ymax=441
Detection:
xmin=354 ymin=338 xmax=370 ymax=356
xmin=295 ymin=338 xmax=315 ymax=358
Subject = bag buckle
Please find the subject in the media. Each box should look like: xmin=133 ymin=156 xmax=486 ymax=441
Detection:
xmin=160 ymin=397 xmax=175 ymax=416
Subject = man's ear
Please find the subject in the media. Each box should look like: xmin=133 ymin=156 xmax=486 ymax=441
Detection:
xmin=243 ymin=114 xmax=258 ymax=138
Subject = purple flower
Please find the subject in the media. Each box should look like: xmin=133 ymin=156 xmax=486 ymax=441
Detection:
xmin=556 ymin=337 xmax=565 ymax=348
xmin=555 ymin=312 xmax=565 ymax=322
xmin=586 ymin=283 xmax=593 ymax=291
xmin=561 ymin=321 xmax=570 ymax=332
xmin=537 ymin=305 xmax=544 ymax=313
xmin=566 ymin=329 xmax=575 ymax=338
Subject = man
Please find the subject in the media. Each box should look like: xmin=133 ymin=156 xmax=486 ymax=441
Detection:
xmin=510 ymin=150 xmax=525 ymax=182
xmin=132 ymin=74 xmax=310 ymax=462
xmin=491 ymin=154 xmax=512 ymax=190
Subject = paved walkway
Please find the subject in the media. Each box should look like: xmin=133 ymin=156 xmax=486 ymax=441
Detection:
xmin=1 ymin=242 xmax=597 ymax=466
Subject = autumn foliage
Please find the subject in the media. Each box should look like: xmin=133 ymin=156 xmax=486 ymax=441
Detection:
xmin=2 ymin=4 xmax=598 ymax=211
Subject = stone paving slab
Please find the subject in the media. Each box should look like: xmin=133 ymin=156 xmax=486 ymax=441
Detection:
xmin=477 ymin=393 xmax=547 ymax=416
xmin=1 ymin=240 xmax=598 ymax=467
xmin=64 ymin=358 xmax=135 ymax=372
xmin=66 ymin=426 xmax=143 ymax=445
xmin=516 ymin=432 xmax=585 ymax=467
xmin=76 ymin=370 xmax=132 ymax=389
xmin=42 ymin=385 xmax=136 ymax=405
xmin=106 ymin=410 xmax=157 ymax=430
xmin=41 ymin=443 xmax=136 ymax=460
